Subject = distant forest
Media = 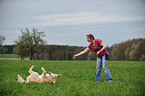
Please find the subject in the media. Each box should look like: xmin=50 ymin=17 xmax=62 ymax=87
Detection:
xmin=1 ymin=38 xmax=145 ymax=61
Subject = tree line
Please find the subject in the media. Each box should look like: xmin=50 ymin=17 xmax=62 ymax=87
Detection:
xmin=109 ymin=38 xmax=145 ymax=61
xmin=0 ymin=28 xmax=145 ymax=61
xmin=32 ymin=45 xmax=88 ymax=60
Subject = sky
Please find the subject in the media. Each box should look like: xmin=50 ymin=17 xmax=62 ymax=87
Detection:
xmin=0 ymin=0 xmax=145 ymax=47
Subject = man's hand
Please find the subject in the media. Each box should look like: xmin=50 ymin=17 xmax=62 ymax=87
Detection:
xmin=73 ymin=55 xmax=76 ymax=59
xmin=96 ymin=51 xmax=101 ymax=55
xmin=73 ymin=55 xmax=78 ymax=59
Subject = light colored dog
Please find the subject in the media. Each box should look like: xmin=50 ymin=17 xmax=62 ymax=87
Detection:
xmin=18 ymin=65 xmax=62 ymax=84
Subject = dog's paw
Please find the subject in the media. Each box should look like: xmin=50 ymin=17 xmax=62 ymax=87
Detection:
xmin=17 ymin=74 xmax=20 ymax=77
xmin=41 ymin=67 xmax=44 ymax=70
xmin=30 ymin=65 xmax=35 ymax=68
xmin=41 ymin=67 xmax=46 ymax=72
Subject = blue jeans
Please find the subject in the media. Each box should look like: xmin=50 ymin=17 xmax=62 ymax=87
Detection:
xmin=96 ymin=55 xmax=114 ymax=82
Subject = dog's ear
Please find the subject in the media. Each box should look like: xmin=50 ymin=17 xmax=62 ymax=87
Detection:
xmin=58 ymin=74 xmax=62 ymax=77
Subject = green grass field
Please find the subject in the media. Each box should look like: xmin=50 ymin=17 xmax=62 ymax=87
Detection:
xmin=0 ymin=54 xmax=21 ymax=58
xmin=0 ymin=60 xmax=144 ymax=96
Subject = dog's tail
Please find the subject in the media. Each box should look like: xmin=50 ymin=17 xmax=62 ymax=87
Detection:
xmin=17 ymin=74 xmax=25 ymax=83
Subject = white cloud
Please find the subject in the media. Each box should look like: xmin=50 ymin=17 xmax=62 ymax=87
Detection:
xmin=27 ymin=12 xmax=145 ymax=27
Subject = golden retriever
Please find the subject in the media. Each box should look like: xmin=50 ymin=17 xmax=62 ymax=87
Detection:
xmin=18 ymin=65 xmax=62 ymax=84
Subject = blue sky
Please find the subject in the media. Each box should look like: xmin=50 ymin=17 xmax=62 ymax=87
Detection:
xmin=0 ymin=0 xmax=145 ymax=47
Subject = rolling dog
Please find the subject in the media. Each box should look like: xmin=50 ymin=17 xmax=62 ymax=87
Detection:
xmin=18 ymin=65 xmax=62 ymax=84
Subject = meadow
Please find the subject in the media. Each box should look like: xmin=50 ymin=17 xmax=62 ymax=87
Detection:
xmin=0 ymin=60 xmax=144 ymax=96
xmin=0 ymin=54 xmax=21 ymax=58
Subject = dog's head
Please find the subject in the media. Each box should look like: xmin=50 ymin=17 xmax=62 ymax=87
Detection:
xmin=49 ymin=72 xmax=62 ymax=84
